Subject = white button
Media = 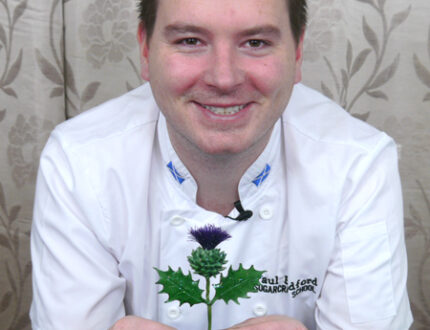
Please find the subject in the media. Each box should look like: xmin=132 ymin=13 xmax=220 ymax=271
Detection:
xmin=253 ymin=303 xmax=267 ymax=316
xmin=259 ymin=206 xmax=273 ymax=220
xmin=170 ymin=216 xmax=185 ymax=226
xmin=167 ymin=306 xmax=181 ymax=319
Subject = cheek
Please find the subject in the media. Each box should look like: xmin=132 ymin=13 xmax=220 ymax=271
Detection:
xmin=153 ymin=54 xmax=205 ymax=95
xmin=249 ymin=59 xmax=290 ymax=96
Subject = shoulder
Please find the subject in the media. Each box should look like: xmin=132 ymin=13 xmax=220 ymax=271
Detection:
xmin=52 ymin=83 xmax=159 ymax=153
xmin=283 ymin=83 xmax=387 ymax=153
xmin=281 ymin=84 xmax=399 ymax=210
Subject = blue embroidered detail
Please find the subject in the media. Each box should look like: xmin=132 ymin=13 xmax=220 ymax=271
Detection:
xmin=252 ymin=164 xmax=271 ymax=187
xmin=167 ymin=161 xmax=185 ymax=184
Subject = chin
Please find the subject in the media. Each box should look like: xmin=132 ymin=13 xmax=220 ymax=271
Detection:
xmin=197 ymin=139 xmax=253 ymax=156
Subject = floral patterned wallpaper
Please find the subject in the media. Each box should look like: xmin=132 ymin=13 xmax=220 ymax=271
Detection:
xmin=79 ymin=0 xmax=137 ymax=69
xmin=302 ymin=2 xmax=430 ymax=329
xmin=0 ymin=0 xmax=428 ymax=329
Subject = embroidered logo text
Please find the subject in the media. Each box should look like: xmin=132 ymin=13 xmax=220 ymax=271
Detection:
xmin=254 ymin=275 xmax=318 ymax=298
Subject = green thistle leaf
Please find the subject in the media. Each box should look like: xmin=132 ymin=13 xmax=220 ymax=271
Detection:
xmin=155 ymin=267 xmax=205 ymax=306
xmin=213 ymin=264 xmax=265 ymax=304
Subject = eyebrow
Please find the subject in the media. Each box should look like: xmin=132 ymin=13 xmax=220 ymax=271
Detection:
xmin=164 ymin=24 xmax=209 ymax=38
xmin=164 ymin=23 xmax=281 ymax=39
xmin=238 ymin=25 xmax=281 ymax=39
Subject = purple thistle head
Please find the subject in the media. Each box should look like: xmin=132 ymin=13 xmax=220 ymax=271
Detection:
xmin=189 ymin=224 xmax=231 ymax=250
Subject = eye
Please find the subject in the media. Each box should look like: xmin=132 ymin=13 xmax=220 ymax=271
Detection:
xmin=178 ymin=38 xmax=201 ymax=46
xmin=246 ymin=39 xmax=267 ymax=48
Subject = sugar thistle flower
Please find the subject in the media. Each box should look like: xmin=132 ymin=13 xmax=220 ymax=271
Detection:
xmin=156 ymin=224 xmax=264 ymax=330
xmin=189 ymin=224 xmax=231 ymax=250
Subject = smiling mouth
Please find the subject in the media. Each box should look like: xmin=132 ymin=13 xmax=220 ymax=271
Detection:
xmin=200 ymin=103 xmax=247 ymax=115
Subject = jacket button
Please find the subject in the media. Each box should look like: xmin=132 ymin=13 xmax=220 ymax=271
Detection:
xmin=259 ymin=206 xmax=273 ymax=220
xmin=170 ymin=216 xmax=185 ymax=226
xmin=167 ymin=306 xmax=181 ymax=319
xmin=253 ymin=303 xmax=267 ymax=316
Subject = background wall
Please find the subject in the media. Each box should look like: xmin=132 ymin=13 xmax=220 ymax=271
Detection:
xmin=0 ymin=0 xmax=428 ymax=329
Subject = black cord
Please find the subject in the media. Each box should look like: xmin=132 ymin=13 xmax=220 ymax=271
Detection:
xmin=226 ymin=200 xmax=253 ymax=221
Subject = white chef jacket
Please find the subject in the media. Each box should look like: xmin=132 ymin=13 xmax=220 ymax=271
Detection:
xmin=30 ymin=83 xmax=412 ymax=330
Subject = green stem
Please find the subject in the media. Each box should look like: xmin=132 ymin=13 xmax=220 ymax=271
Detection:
xmin=206 ymin=277 xmax=212 ymax=330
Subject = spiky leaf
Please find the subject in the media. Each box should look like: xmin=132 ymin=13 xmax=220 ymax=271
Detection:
xmin=214 ymin=264 xmax=265 ymax=304
xmin=155 ymin=267 xmax=205 ymax=306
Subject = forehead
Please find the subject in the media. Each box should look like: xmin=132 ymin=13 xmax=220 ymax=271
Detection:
xmin=154 ymin=0 xmax=290 ymax=34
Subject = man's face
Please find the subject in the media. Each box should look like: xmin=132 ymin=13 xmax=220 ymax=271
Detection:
xmin=139 ymin=0 xmax=303 ymax=157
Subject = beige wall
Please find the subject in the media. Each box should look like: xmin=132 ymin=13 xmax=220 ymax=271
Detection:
xmin=0 ymin=0 xmax=428 ymax=328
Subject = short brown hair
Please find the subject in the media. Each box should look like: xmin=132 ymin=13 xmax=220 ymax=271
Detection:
xmin=138 ymin=0 xmax=307 ymax=44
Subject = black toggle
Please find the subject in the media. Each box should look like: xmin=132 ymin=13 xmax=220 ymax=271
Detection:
xmin=226 ymin=200 xmax=253 ymax=221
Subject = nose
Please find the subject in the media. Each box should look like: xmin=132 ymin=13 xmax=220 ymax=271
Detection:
xmin=203 ymin=44 xmax=245 ymax=92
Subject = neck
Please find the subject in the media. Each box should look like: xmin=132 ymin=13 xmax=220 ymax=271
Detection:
xmin=168 ymin=129 xmax=271 ymax=216
xmin=193 ymin=156 xmax=244 ymax=216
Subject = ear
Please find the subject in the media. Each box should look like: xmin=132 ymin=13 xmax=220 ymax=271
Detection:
xmin=137 ymin=22 xmax=150 ymax=81
xmin=294 ymin=30 xmax=305 ymax=84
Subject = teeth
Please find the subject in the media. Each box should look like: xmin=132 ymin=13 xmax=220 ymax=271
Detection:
xmin=202 ymin=104 xmax=246 ymax=115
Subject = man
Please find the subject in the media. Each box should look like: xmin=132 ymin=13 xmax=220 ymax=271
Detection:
xmin=30 ymin=0 xmax=412 ymax=329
